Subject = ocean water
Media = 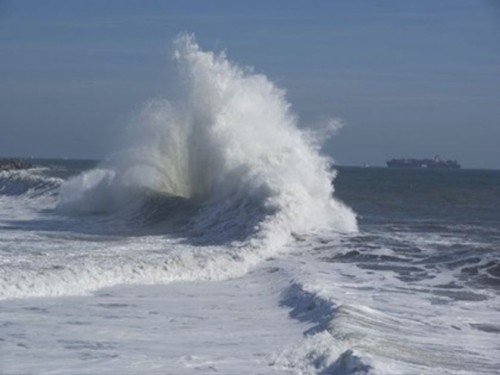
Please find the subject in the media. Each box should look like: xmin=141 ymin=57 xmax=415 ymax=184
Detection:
xmin=1 ymin=36 xmax=499 ymax=375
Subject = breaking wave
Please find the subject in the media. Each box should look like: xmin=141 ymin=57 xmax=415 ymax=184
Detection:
xmin=58 ymin=34 xmax=357 ymax=243
xmin=0 ymin=169 xmax=62 ymax=197
xmin=0 ymin=35 xmax=356 ymax=300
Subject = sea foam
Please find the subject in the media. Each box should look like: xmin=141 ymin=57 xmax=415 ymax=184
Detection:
xmin=1 ymin=35 xmax=356 ymax=300
xmin=59 ymin=34 xmax=357 ymax=240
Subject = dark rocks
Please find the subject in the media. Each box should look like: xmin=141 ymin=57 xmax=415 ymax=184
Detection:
xmin=0 ymin=159 xmax=33 ymax=171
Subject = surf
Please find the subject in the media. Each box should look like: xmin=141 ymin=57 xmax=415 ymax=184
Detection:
xmin=0 ymin=34 xmax=356 ymax=300
xmin=58 ymin=34 xmax=357 ymax=241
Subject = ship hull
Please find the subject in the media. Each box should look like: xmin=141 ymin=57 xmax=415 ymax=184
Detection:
xmin=387 ymin=158 xmax=460 ymax=169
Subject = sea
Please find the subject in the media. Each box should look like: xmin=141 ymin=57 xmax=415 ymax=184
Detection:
xmin=1 ymin=36 xmax=499 ymax=375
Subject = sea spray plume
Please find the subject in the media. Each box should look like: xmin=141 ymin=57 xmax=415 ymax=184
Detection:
xmin=5 ymin=35 xmax=358 ymax=299
xmin=58 ymin=34 xmax=357 ymax=239
xmin=169 ymin=34 xmax=357 ymax=235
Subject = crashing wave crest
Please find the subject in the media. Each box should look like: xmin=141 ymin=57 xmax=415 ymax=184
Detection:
xmin=58 ymin=34 xmax=356 ymax=243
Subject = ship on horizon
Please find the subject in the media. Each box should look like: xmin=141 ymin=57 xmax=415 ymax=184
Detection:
xmin=387 ymin=155 xmax=460 ymax=169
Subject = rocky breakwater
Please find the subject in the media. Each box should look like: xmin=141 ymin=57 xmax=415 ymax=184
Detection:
xmin=0 ymin=158 xmax=33 ymax=171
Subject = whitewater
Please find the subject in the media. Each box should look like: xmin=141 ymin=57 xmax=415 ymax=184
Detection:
xmin=1 ymin=35 xmax=499 ymax=374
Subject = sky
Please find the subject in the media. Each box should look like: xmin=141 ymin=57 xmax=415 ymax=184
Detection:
xmin=1 ymin=0 xmax=499 ymax=169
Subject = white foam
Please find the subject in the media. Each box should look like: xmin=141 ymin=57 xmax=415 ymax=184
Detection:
xmin=276 ymin=233 xmax=500 ymax=374
xmin=58 ymin=34 xmax=357 ymax=237
xmin=2 ymin=34 xmax=356 ymax=300
xmin=0 ymin=266 xmax=307 ymax=375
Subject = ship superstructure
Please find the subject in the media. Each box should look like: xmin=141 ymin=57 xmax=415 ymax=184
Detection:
xmin=387 ymin=155 xmax=460 ymax=169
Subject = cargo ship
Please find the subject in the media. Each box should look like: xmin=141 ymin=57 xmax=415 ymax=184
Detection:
xmin=386 ymin=155 xmax=460 ymax=169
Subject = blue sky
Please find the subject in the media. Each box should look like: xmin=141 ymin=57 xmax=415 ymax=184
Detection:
xmin=1 ymin=0 xmax=499 ymax=168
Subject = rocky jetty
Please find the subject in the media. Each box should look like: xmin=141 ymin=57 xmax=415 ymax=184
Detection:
xmin=0 ymin=159 xmax=33 ymax=171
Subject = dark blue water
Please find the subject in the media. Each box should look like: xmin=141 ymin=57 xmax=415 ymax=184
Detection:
xmin=334 ymin=167 xmax=500 ymax=291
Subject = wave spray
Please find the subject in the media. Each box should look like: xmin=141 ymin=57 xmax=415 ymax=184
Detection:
xmin=60 ymin=34 xmax=356 ymax=241
xmin=0 ymin=34 xmax=362 ymax=299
